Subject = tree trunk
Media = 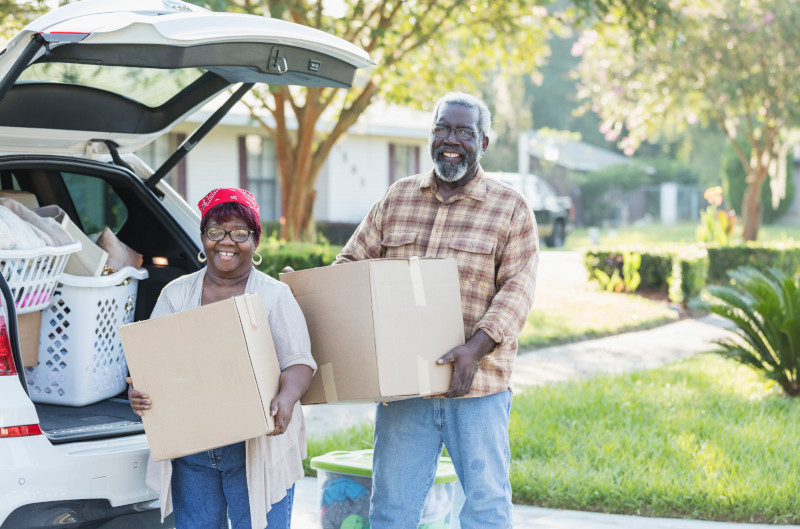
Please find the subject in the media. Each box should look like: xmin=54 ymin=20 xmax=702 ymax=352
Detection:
xmin=280 ymin=166 xmax=318 ymax=241
xmin=740 ymin=165 xmax=769 ymax=242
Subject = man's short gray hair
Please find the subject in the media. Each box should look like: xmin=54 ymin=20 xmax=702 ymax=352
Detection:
xmin=432 ymin=92 xmax=493 ymax=139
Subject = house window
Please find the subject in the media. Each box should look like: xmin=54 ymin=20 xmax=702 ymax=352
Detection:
xmin=389 ymin=144 xmax=420 ymax=185
xmin=134 ymin=133 xmax=186 ymax=196
xmin=240 ymin=135 xmax=278 ymax=221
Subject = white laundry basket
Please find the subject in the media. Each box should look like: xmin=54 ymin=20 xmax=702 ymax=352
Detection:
xmin=0 ymin=241 xmax=81 ymax=314
xmin=25 ymin=266 xmax=149 ymax=406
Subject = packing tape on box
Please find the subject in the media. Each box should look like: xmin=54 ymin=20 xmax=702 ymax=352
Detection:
xmin=320 ymin=363 xmax=338 ymax=402
xmin=408 ymin=257 xmax=427 ymax=307
xmin=417 ymin=356 xmax=431 ymax=395
xmin=243 ymin=294 xmax=260 ymax=330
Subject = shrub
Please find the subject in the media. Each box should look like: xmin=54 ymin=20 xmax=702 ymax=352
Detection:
xmin=259 ymin=221 xmax=358 ymax=246
xmin=705 ymin=267 xmax=800 ymax=397
xmin=255 ymin=238 xmax=342 ymax=279
xmin=668 ymin=249 xmax=709 ymax=304
xmin=706 ymin=244 xmax=800 ymax=285
xmin=584 ymin=246 xmax=673 ymax=293
xmin=594 ymin=250 xmax=641 ymax=293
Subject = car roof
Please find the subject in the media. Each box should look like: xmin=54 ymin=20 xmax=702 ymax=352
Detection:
xmin=0 ymin=0 xmax=373 ymax=154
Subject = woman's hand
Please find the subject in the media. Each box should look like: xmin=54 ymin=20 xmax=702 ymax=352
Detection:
xmin=126 ymin=376 xmax=150 ymax=417
xmin=268 ymin=365 xmax=313 ymax=436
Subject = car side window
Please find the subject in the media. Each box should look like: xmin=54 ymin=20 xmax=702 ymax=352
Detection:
xmin=62 ymin=173 xmax=128 ymax=235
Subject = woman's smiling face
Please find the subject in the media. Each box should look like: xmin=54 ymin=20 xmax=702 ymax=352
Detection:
xmin=202 ymin=215 xmax=256 ymax=278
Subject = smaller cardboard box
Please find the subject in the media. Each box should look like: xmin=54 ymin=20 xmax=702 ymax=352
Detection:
xmin=17 ymin=310 xmax=41 ymax=367
xmin=119 ymin=294 xmax=280 ymax=461
xmin=35 ymin=205 xmax=108 ymax=277
xmin=0 ymin=190 xmax=39 ymax=209
xmin=280 ymin=258 xmax=464 ymax=404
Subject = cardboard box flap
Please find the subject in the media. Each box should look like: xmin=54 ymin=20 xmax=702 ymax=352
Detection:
xmin=370 ymin=258 xmax=461 ymax=397
xmin=35 ymin=205 xmax=108 ymax=276
xmin=281 ymin=262 xmax=381 ymax=403
xmin=120 ymin=295 xmax=270 ymax=460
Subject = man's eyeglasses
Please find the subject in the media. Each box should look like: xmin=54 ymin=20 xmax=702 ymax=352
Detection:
xmin=432 ymin=126 xmax=479 ymax=141
xmin=203 ymin=227 xmax=254 ymax=243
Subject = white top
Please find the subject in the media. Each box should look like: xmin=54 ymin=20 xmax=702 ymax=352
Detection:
xmin=144 ymin=267 xmax=316 ymax=528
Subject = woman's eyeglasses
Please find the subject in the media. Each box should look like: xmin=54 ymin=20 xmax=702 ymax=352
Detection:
xmin=203 ymin=228 xmax=254 ymax=243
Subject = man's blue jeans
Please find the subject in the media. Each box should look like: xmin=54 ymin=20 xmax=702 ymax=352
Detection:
xmin=171 ymin=441 xmax=294 ymax=529
xmin=369 ymin=390 xmax=513 ymax=529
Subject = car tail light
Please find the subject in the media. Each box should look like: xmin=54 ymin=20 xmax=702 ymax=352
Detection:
xmin=0 ymin=315 xmax=17 ymax=376
xmin=0 ymin=424 xmax=42 ymax=438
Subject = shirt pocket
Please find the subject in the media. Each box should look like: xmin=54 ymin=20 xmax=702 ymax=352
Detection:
xmin=380 ymin=231 xmax=418 ymax=258
xmin=448 ymin=237 xmax=496 ymax=289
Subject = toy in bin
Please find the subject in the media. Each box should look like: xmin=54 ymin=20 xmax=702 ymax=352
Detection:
xmin=310 ymin=449 xmax=457 ymax=529
xmin=25 ymin=266 xmax=148 ymax=407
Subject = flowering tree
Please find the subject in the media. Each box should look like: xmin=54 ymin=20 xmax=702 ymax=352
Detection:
xmin=573 ymin=0 xmax=800 ymax=241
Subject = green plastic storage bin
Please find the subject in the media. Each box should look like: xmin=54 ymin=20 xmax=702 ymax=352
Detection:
xmin=310 ymin=449 xmax=457 ymax=529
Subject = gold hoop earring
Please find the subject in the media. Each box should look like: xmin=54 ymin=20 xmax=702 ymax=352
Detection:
xmin=252 ymin=253 xmax=262 ymax=266
xmin=197 ymin=250 xmax=207 ymax=263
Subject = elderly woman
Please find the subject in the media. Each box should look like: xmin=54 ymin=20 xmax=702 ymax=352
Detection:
xmin=126 ymin=188 xmax=315 ymax=529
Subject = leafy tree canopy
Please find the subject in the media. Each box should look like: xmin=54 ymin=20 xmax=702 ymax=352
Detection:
xmin=574 ymin=0 xmax=800 ymax=240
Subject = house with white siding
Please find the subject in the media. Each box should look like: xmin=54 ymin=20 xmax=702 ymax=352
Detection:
xmin=136 ymin=97 xmax=432 ymax=225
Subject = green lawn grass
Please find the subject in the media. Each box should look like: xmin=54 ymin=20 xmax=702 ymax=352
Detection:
xmin=305 ymin=355 xmax=800 ymax=524
xmin=510 ymin=354 xmax=800 ymax=524
xmin=564 ymin=221 xmax=800 ymax=250
xmin=518 ymin=291 xmax=678 ymax=350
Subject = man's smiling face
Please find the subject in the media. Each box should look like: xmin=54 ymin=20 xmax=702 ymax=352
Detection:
xmin=429 ymin=103 xmax=486 ymax=184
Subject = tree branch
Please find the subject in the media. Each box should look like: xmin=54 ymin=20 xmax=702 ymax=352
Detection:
xmin=310 ymin=80 xmax=379 ymax=177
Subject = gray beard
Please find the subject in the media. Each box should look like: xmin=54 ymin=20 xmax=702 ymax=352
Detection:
xmin=434 ymin=157 xmax=468 ymax=182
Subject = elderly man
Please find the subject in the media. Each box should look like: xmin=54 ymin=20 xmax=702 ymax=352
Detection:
xmin=334 ymin=92 xmax=538 ymax=528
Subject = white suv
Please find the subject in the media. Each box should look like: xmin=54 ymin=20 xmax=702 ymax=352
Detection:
xmin=0 ymin=1 xmax=370 ymax=527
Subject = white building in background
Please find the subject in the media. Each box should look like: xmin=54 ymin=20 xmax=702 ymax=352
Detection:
xmin=137 ymin=98 xmax=431 ymax=224
xmin=517 ymin=129 xmax=698 ymax=227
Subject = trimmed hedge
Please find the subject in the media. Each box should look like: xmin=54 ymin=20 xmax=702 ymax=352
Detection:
xmin=254 ymin=238 xmax=343 ymax=279
xmin=260 ymin=221 xmax=358 ymax=246
xmin=705 ymin=244 xmax=800 ymax=285
xmin=585 ymin=242 xmax=800 ymax=305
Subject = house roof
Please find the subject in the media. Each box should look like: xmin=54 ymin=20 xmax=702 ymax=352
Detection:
xmin=184 ymin=93 xmax=431 ymax=140
xmin=522 ymin=129 xmax=632 ymax=172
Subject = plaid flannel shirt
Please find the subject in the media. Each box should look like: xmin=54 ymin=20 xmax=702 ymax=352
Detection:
xmin=334 ymin=167 xmax=539 ymax=398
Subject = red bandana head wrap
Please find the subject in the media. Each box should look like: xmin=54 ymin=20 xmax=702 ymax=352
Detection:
xmin=197 ymin=188 xmax=260 ymax=221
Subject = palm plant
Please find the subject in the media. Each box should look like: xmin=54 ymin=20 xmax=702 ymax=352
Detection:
xmin=705 ymin=266 xmax=800 ymax=397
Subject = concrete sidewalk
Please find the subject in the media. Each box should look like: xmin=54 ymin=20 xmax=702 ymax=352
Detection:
xmin=296 ymin=314 xmax=800 ymax=528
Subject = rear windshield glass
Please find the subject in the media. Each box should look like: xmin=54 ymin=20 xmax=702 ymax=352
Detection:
xmin=18 ymin=63 xmax=204 ymax=108
xmin=62 ymin=172 xmax=128 ymax=235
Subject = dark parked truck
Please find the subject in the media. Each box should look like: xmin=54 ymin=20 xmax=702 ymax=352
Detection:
xmin=0 ymin=1 xmax=372 ymax=527
xmin=486 ymin=172 xmax=572 ymax=247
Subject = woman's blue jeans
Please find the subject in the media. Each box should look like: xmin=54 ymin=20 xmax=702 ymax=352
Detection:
xmin=369 ymin=390 xmax=513 ymax=529
xmin=171 ymin=441 xmax=294 ymax=529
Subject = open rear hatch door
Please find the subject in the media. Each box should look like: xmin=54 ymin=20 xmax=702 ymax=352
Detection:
xmin=0 ymin=0 xmax=373 ymax=162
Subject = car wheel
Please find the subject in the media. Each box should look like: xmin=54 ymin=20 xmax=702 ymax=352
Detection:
xmin=545 ymin=219 xmax=566 ymax=248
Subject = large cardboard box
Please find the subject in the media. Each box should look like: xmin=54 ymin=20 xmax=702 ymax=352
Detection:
xmin=118 ymin=294 xmax=281 ymax=461
xmin=280 ymin=258 xmax=464 ymax=404
xmin=17 ymin=310 xmax=41 ymax=367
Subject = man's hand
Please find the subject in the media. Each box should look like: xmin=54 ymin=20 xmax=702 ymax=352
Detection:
xmin=436 ymin=330 xmax=496 ymax=398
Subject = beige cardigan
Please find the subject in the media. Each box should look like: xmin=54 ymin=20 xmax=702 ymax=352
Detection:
xmin=143 ymin=267 xmax=316 ymax=528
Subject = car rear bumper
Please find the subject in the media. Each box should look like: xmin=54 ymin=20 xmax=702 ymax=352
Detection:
xmin=0 ymin=435 xmax=158 ymax=527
